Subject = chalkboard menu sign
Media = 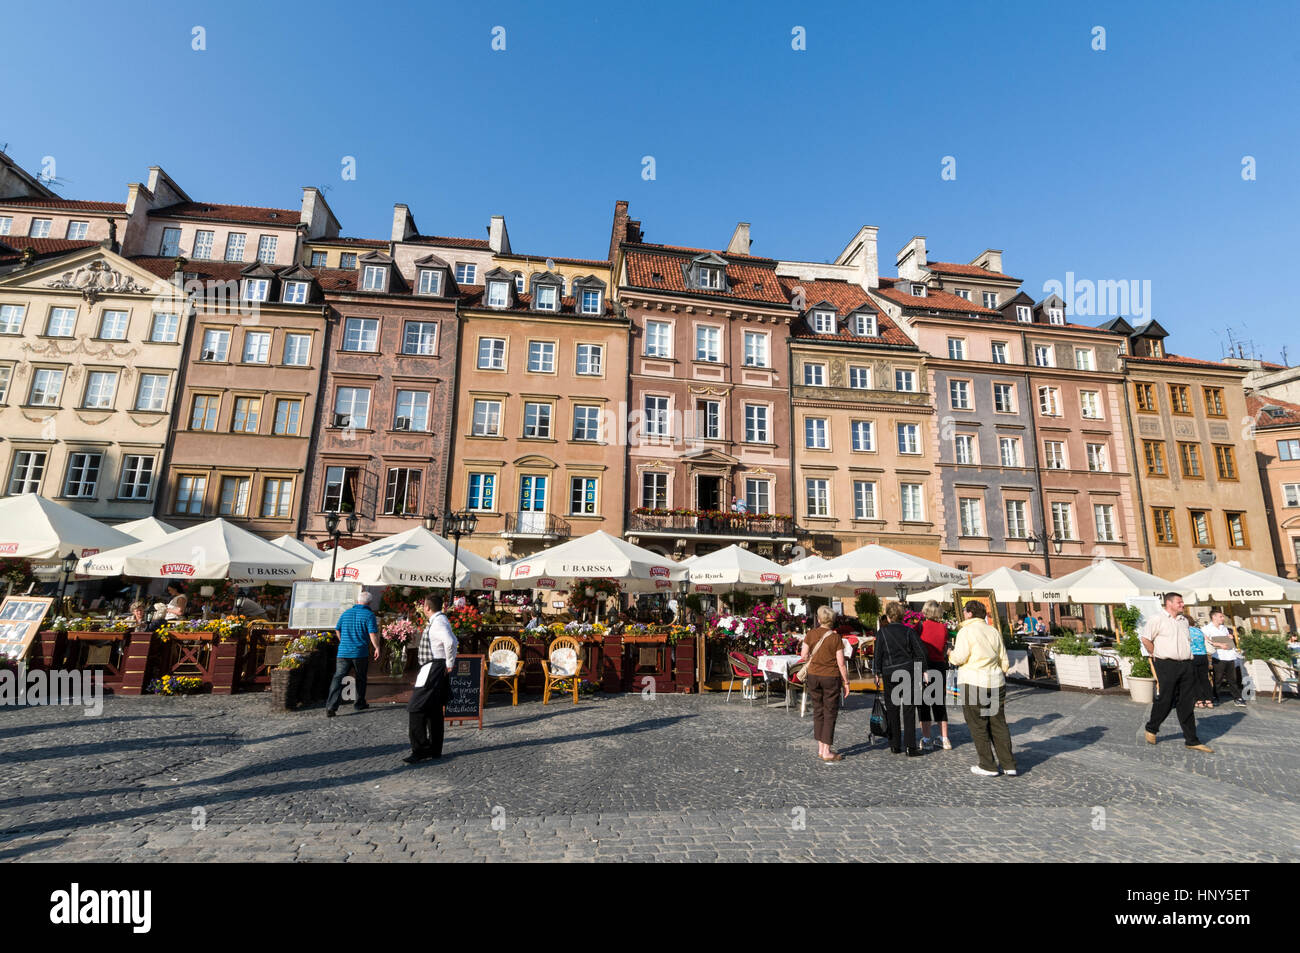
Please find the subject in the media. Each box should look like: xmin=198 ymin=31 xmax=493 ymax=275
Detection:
xmin=445 ymin=653 xmax=485 ymax=729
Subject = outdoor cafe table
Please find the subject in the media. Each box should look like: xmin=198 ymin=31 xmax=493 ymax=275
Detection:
xmin=755 ymin=654 xmax=804 ymax=711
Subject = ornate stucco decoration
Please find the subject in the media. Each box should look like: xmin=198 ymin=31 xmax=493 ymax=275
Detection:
xmin=45 ymin=260 xmax=154 ymax=302
xmin=21 ymin=339 xmax=139 ymax=361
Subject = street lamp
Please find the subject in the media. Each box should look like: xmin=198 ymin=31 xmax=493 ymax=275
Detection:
xmin=676 ymin=577 xmax=690 ymax=623
xmin=894 ymin=583 xmax=909 ymax=604
xmin=422 ymin=510 xmax=439 ymax=533
xmin=58 ymin=550 xmax=77 ymax=616
xmin=772 ymin=580 xmax=785 ymax=633
xmin=1025 ymin=530 xmax=1064 ymax=625
xmin=325 ymin=510 xmax=360 ymax=581
xmin=442 ymin=510 xmax=479 ymax=607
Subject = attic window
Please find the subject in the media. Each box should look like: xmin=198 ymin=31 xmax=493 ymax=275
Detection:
xmin=697 ymin=266 xmax=723 ymax=290
xmin=1016 ymin=305 xmax=1032 ymax=323
xmin=911 ymin=284 xmax=926 ymax=297
xmin=651 ymin=272 xmax=664 ymax=282
xmin=269 ymin=212 xmax=278 ymax=219
xmin=1047 ymin=307 xmax=1065 ymax=325
xmin=853 ymin=313 xmax=877 ymax=336
xmin=1266 ymin=407 xmax=1286 ymax=418
xmin=752 ymin=282 xmax=762 ymax=291
xmin=812 ymin=310 xmax=835 ymax=334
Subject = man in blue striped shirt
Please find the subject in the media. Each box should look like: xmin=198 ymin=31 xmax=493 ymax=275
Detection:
xmin=327 ymin=592 xmax=380 ymax=717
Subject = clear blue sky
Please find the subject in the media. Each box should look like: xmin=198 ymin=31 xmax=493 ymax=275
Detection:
xmin=4 ymin=0 xmax=1297 ymax=362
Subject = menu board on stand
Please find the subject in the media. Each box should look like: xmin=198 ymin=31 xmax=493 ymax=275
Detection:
xmin=288 ymin=582 xmax=362 ymax=631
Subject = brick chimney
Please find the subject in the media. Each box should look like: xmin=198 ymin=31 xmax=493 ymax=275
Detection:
xmin=608 ymin=200 xmax=630 ymax=262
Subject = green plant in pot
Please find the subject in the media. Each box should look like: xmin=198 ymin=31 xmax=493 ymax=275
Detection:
xmin=855 ymin=592 xmax=881 ymax=630
xmin=1129 ymin=656 xmax=1153 ymax=679
xmin=1051 ymin=632 xmax=1097 ymax=656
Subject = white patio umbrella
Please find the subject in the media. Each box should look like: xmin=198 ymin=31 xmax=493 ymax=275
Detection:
xmin=914 ymin=566 xmax=1054 ymax=604
xmin=310 ymin=526 xmax=501 ymax=588
xmin=115 ymin=516 xmax=180 ymax=541
xmin=0 ymin=494 xmax=135 ymax=561
xmin=77 ymin=518 xmax=312 ymax=584
xmin=781 ymin=554 xmax=828 ymax=580
xmin=1171 ymin=562 xmax=1300 ymax=605
xmin=271 ymin=534 xmax=328 ymax=561
xmin=789 ymin=543 xmax=966 ymax=596
xmin=501 ymin=530 xmax=677 ymax=594
xmin=670 ymin=555 xmax=697 ymax=583
xmin=1044 ymin=559 xmax=1190 ymax=604
xmin=681 ymin=545 xmax=785 ymax=594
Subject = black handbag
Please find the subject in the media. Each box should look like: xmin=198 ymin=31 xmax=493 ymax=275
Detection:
xmin=869 ymin=696 xmax=888 ymax=737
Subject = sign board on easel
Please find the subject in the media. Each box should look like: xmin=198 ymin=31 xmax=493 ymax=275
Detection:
xmin=445 ymin=654 xmax=485 ymax=729
xmin=0 ymin=596 xmax=54 ymax=660
xmin=288 ymin=581 xmax=361 ymax=630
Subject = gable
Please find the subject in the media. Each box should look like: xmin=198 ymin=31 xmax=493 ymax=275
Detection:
xmin=0 ymin=246 xmax=177 ymax=304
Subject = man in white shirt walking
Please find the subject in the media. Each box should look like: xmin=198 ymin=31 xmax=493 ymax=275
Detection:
xmin=1141 ymin=592 xmax=1213 ymax=752
xmin=1203 ymin=609 xmax=1245 ymax=707
xmin=405 ymin=595 xmax=458 ymax=765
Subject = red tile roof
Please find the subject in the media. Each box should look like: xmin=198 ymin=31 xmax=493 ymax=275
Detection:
xmin=1248 ymin=394 xmax=1300 ymax=428
xmin=150 ymin=201 xmax=300 ymax=225
xmin=131 ymin=256 xmax=247 ymax=282
xmin=308 ymin=236 xmax=388 ymax=247
xmin=873 ymin=284 xmax=1000 ymax=315
xmin=0 ymin=197 xmax=125 ymax=212
xmin=622 ymin=244 xmax=789 ymax=306
xmin=407 ymin=235 xmax=491 ymax=250
xmin=1126 ymin=353 xmax=1240 ymax=371
xmin=627 ymin=241 xmax=774 ymax=263
xmin=0 ymin=237 xmax=100 ymax=262
xmin=926 ymin=260 xmax=1019 ymax=282
xmin=781 ymin=278 xmax=913 ymax=348
xmin=460 ymin=286 xmax=618 ymax=317
xmin=500 ymin=253 xmax=611 ymax=268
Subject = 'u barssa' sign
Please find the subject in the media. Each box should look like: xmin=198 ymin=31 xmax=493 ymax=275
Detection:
xmin=161 ymin=563 xmax=196 ymax=576
xmin=560 ymin=564 xmax=614 ymax=574
xmin=396 ymin=571 xmax=449 ymax=585
xmin=245 ymin=567 xmax=296 ymax=576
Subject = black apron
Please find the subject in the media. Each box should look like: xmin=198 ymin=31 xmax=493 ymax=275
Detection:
xmin=408 ymin=661 xmax=450 ymax=714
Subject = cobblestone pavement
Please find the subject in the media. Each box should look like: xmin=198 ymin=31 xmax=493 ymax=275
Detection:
xmin=2 ymin=685 xmax=1298 ymax=862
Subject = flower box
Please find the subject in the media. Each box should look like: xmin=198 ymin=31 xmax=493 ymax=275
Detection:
xmin=1053 ymin=653 xmax=1105 ymax=690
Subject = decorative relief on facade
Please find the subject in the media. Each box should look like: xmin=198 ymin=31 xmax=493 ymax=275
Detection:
xmin=1173 ymin=421 xmax=1196 ymax=438
xmin=20 ymin=338 xmax=139 ymax=361
xmin=1138 ymin=417 xmax=1162 ymax=436
xmin=1208 ymin=422 xmax=1231 ymax=440
xmin=45 ymin=261 xmax=154 ymax=301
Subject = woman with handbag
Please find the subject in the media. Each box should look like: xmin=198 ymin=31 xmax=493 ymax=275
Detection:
xmin=799 ymin=605 xmax=851 ymax=763
xmin=872 ymin=600 xmax=928 ymax=756
xmin=918 ymin=601 xmax=952 ymax=750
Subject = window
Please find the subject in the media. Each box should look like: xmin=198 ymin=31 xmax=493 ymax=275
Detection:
xmin=8 ymin=451 xmax=47 ymax=494
xmin=191 ymin=394 xmax=219 ymax=431
xmin=1015 ymin=305 xmax=1032 ymax=323
xmin=527 ymin=341 xmax=556 ymax=373
xmin=1047 ymin=308 xmax=1064 ymax=325
xmin=310 ymin=251 xmax=327 ymax=268
xmin=947 ymin=338 xmax=966 ymax=361
xmin=1086 ymin=443 xmax=1109 ymax=472
xmin=950 ymin=380 xmax=970 ymax=410
xmin=1080 ymin=390 xmax=1102 ymax=419
xmin=1033 ymin=344 xmax=1054 ymax=367
xmin=695 ymin=326 xmax=720 ymax=362
xmin=697 ymin=400 xmax=721 ymax=440
xmin=805 ymin=417 xmax=829 ymax=449
xmin=467 ymin=473 xmax=497 ymax=511
xmin=991 ymin=342 xmax=1009 ymax=364
xmin=1044 ymin=441 xmax=1066 ymax=469
xmin=339 ymin=253 xmax=357 ymax=270
xmin=174 ymin=475 xmax=207 ymax=515
xmin=192 ymin=230 xmax=214 ymax=259
xmin=394 ymin=391 xmax=429 ymax=431
xmin=97 ymin=310 xmax=129 ymax=340
xmin=1143 ymin=440 xmax=1167 ymax=476
xmin=999 ymin=437 xmax=1021 ymax=468
xmin=383 ymin=469 xmax=422 ymax=515
xmin=955 ymin=289 xmax=971 ymax=301
xmin=224 ymin=233 xmax=246 ymax=262
xmin=1213 ymin=444 xmax=1238 ymax=480
xmin=806 ymin=479 xmax=830 ymax=517
xmin=1190 ymin=510 xmax=1213 ymax=546
xmin=570 ymin=477 xmax=598 ymax=515
xmin=273 ymin=399 xmax=302 ymax=436
xmin=150 ymin=312 xmax=179 ymax=342
xmin=745 ymin=479 xmax=771 ymax=515
xmin=853 ymin=313 xmax=877 ymax=336
xmin=201 ymin=328 xmax=230 ymax=361
xmin=641 ymin=472 xmax=668 ymax=510
xmin=342 ymin=318 xmax=378 ymax=352
xmin=414 ymin=269 xmax=440 ymax=296
xmin=0 ymin=216 xmax=10 ymax=235
xmin=698 ymin=266 xmax=723 ymax=290
xmin=576 ymin=344 xmax=602 ymax=375
xmin=63 ymin=452 xmax=101 ymax=498
xmin=455 ymin=263 xmax=477 ymax=285
xmin=910 ymin=284 xmax=926 ymax=297
xmin=959 ymin=498 xmax=984 ymax=536
xmin=283 ymin=281 xmax=309 ymax=304
xmin=29 ymin=218 xmax=52 ymax=238
xmin=644 ymin=396 xmax=670 ymax=437
xmin=981 ymin=291 xmax=998 ymax=309
xmin=900 ymin=484 xmax=924 ymax=521
xmin=804 ymin=363 xmax=826 ymax=386
xmin=282 ymin=333 xmax=311 ymax=365
xmin=82 ymin=371 xmax=117 ymax=409
xmin=1037 ymin=386 xmax=1060 ymax=416
xmin=118 ymin=455 xmax=155 ymax=499
xmin=477 ymin=338 xmax=505 ymax=369
xmin=852 ymin=481 xmax=877 ymax=519
xmin=1051 ymin=501 xmax=1074 ymax=539
xmin=242 ymin=331 xmax=271 ymax=363
xmin=64 ymin=221 xmax=89 ymax=240
xmin=1005 ymin=500 xmax=1028 ymax=539
xmin=743 ymin=331 xmax=768 ymax=367
xmin=993 ymin=383 xmax=1016 ymax=414
xmin=851 ymin=420 xmax=875 ymax=452
xmin=897 ymin=423 xmax=920 ymax=455
xmin=321 ymin=466 xmax=358 ymax=512
xmin=1074 ymin=348 xmax=1095 ymax=371
xmin=1284 ymin=485 xmax=1300 ymax=508
xmin=1226 ymin=512 xmax=1248 ymax=548
xmin=580 ymin=289 xmax=603 ymax=315
xmin=895 ymin=369 xmax=917 ymax=392
xmin=257 ymin=235 xmax=278 ymax=263
xmin=1178 ymin=442 xmax=1203 ymax=478
xmin=534 ymin=284 xmax=558 ymax=311
xmin=231 ymin=396 xmax=260 ymax=432
xmin=1134 ymin=382 xmax=1156 ymax=412
xmin=334 ymin=387 xmax=370 ymax=429
xmin=1280 ymin=439 xmax=1300 ymax=461
xmin=1094 ymin=504 xmax=1117 ymax=542
xmin=262 ymin=478 xmax=293 ymax=518
xmin=514 ymin=272 xmax=526 ymax=294
xmin=954 ymin=434 xmax=974 ymax=465
xmin=645 ymin=321 xmax=671 ymax=357
xmin=1203 ymin=387 xmax=1226 ymax=417
xmin=849 ymin=366 xmax=871 ymax=389
xmin=46 ymin=307 xmax=76 ymax=337
xmin=1169 ymin=384 xmax=1191 ymax=415
xmin=242 ymin=279 xmax=269 ymax=303
xmin=745 ymin=404 xmax=769 ymax=443
xmin=523 ymin=402 xmax=552 ymax=438
xmin=471 ymin=399 xmax=502 ymax=436
xmin=812 ymin=310 xmax=835 ymax=334
xmin=218 ymin=476 xmax=251 ymax=516
xmin=28 ymin=368 xmax=63 ymax=406
xmin=573 ymin=405 xmax=602 ymax=441
xmin=402 ymin=322 xmax=437 ymax=355
xmin=0 ymin=304 xmax=25 ymax=334
xmin=487 ymin=279 xmax=512 ymax=309
xmin=0 ymin=365 xmax=11 ymax=403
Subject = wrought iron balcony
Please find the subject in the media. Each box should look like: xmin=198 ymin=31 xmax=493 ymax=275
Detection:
xmin=503 ymin=512 xmax=572 ymax=539
xmin=625 ymin=509 xmax=796 ymax=539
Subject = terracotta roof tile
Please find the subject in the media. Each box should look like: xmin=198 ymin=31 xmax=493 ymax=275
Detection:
xmin=873 ymin=284 xmax=1000 ymax=315
xmin=926 ymin=261 xmax=1020 ymax=282
xmin=1126 ymin=353 xmax=1239 ymax=370
xmin=0 ymin=237 xmax=100 ymax=261
xmin=1248 ymin=393 xmax=1300 ymax=428
xmin=150 ymin=201 xmax=300 ymax=225
xmin=308 ymin=236 xmax=388 ymax=247
xmin=500 ymin=253 xmax=611 ymax=268
xmin=780 ymin=278 xmax=914 ymax=348
xmin=131 ymin=256 xmax=247 ymax=281
xmin=622 ymin=244 xmax=789 ymax=306
xmin=461 ymin=286 xmax=618 ymax=317
xmin=0 ymin=197 xmax=125 ymax=212
xmin=407 ymin=235 xmax=491 ymax=250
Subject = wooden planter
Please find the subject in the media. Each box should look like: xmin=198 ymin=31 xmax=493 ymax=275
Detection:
xmin=1053 ymin=653 xmax=1105 ymax=690
xmin=270 ymin=667 xmax=309 ymax=710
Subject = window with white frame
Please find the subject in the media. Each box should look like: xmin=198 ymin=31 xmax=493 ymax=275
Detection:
xmin=98 ymin=310 xmax=129 ymax=340
xmin=118 ymin=455 xmax=155 ymax=499
xmin=342 ymin=318 xmax=378 ymax=352
xmin=9 ymin=450 xmax=47 ymax=494
xmin=697 ymin=266 xmax=723 ymax=290
xmin=1005 ymin=500 xmax=1028 ymax=538
xmin=955 ymin=289 xmax=971 ymax=301
xmin=851 ymin=420 xmax=875 ymax=452
xmin=470 ymin=399 xmax=501 ymax=436
xmin=982 ymin=291 xmax=999 ymax=309
xmin=959 ymin=498 xmax=984 ymax=536
xmin=282 ymin=333 xmax=311 ymax=365
xmin=192 ymin=230 xmax=214 ymax=259
xmin=853 ymin=313 xmax=877 ymax=336
xmin=1282 ymin=483 xmax=1300 ymax=507
xmin=360 ymin=265 xmax=385 ymax=292
xmin=467 ymin=473 xmax=497 ymax=511
xmin=334 ymin=387 xmax=370 ymax=429
xmin=948 ymin=338 xmax=966 ymax=360
xmin=745 ymin=404 xmax=769 ymax=443
xmin=1093 ymin=503 xmax=1117 ymax=542
xmin=900 ymin=483 xmax=924 ymax=521
xmin=580 ymin=289 xmax=602 ymax=314
xmin=28 ymin=368 xmax=63 ymax=406
xmin=644 ymin=396 xmax=670 ymax=437
xmin=991 ymin=342 xmax=1009 ymax=364
xmin=46 ymin=307 xmax=76 ymax=337
xmin=523 ymin=402 xmax=552 ymax=438
xmin=63 ymin=452 xmax=101 ymax=498
xmin=1086 ymin=443 xmax=1109 ymax=472
xmin=697 ymin=400 xmax=721 ymax=440
xmin=160 ymin=227 xmax=181 ymax=257
xmin=224 ymin=233 xmax=246 ymax=261
xmin=394 ymin=390 xmax=429 ymax=431
xmin=993 ymin=382 xmax=1015 ymax=413
xmin=1015 ymin=305 xmax=1032 ymax=323
xmin=576 ymin=344 xmax=603 ymax=376
xmin=417 ymin=269 xmax=442 ymax=296
xmin=283 ymin=280 xmax=309 ymax=304
xmin=853 ymin=481 xmax=877 ymax=519
xmin=950 ymin=380 xmax=971 ymax=410
xmin=513 ymin=272 xmax=525 ymax=294
xmin=804 ymin=363 xmax=826 ymax=386
xmin=1080 ymin=390 xmax=1102 ymax=419
xmin=257 ymin=235 xmax=278 ymax=263
xmin=0 ymin=216 xmax=11 ymax=235
xmin=570 ymin=477 xmax=598 ymax=515
xmin=243 ymin=331 xmax=271 ymax=363
xmin=487 ymin=280 xmax=510 ymax=308
xmin=527 ymin=341 xmax=556 ymax=373
xmin=382 ymin=468 xmax=421 ymax=516
xmin=82 ymin=371 xmax=117 ymax=409
xmin=321 ymin=466 xmax=358 ymax=512
xmin=201 ymin=328 xmax=230 ymax=361
xmin=805 ymin=417 xmax=829 ymax=449
xmin=954 ymin=433 xmax=975 ymax=464
xmin=573 ymin=405 xmax=602 ymax=441
xmin=534 ymin=284 xmax=559 ymax=311
xmin=849 ymin=366 xmax=870 ymax=389
xmin=455 ymin=263 xmax=476 ymax=285
xmin=29 ymin=219 xmax=52 ymax=238
xmin=242 ymin=279 xmax=269 ymax=303
xmin=477 ymin=338 xmax=505 ymax=370
xmin=999 ymin=436 xmax=1021 ymax=467
xmin=1051 ymin=501 xmax=1074 ymax=538
xmin=0 ymin=365 xmax=11 ymax=403
xmin=743 ymin=330 xmax=768 ymax=366
xmin=0 ymin=304 xmax=25 ymax=334
xmin=402 ymin=322 xmax=436 ymax=355
xmin=641 ymin=472 xmax=668 ymax=509
xmin=339 ymin=253 xmax=357 ymax=269
xmin=806 ymin=479 xmax=830 ymax=517
xmin=1048 ymin=307 xmax=1065 ymax=325
xmin=897 ymin=422 xmax=920 ymax=454
xmin=1034 ymin=344 xmax=1054 ymax=367
xmin=311 ymin=250 xmax=328 ymax=268
xmin=1038 ymin=386 xmax=1060 ymax=416
xmin=645 ymin=320 xmax=671 ymax=357
xmin=1074 ymin=348 xmax=1094 ymax=370
xmin=894 ymin=369 xmax=917 ymax=392
xmin=695 ymin=326 xmax=720 ymax=362
xmin=910 ymin=283 xmax=926 ymax=297
xmin=745 ymin=478 xmax=770 ymax=515
xmin=1044 ymin=440 xmax=1066 ymax=469
xmin=812 ymin=310 xmax=835 ymax=333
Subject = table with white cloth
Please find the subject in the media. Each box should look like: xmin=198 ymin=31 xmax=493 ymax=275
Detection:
xmin=755 ymin=654 xmax=805 ymax=712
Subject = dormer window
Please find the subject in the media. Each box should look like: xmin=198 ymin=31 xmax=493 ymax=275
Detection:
xmin=572 ymin=275 xmax=607 ymax=317
xmin=1150 ymin=340 xmax=1163 ymax=357
xmin=487 ymin=280 xmax=511 ymax=308
xmin=242 ymin=279 xmax=269 ymax=302
xmin=580 ymin=289 xmax=602 ymax=314
xmin=1048 ymin=308 xmax=1064 ymax=325
xmin=417 ymin=269 xmax=442 ymax=296
xmin=698 ymin=267 xmax=723 ymax=290
xmin=911 ymin=283 xmax=927 ymax=297
xmin=514 ymin=272 xmax=525 ymax=293
xmin=362 ymin=265 xmax=386 ymax=292
xmin=283 ymin=281 xmax=309 ymax=304
xmin=812 ymin=310 xmax=835 ymax=334
xmin=534 ymin=283 xmax=558 ymax=311
xmin=1016 ymin=305 xmax=1032 ymax=323
xmin=853 ymin=313 xmax=877 ymax=336
xmin=955 ymin=289 xmax=971 ymax=301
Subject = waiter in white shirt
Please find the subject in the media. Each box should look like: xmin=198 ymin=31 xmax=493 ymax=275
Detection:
xmin=1203 ymin=609 xmax=1245 ymax=706
xmin=1141 ymin=592 xmax=1212 ymax=752
xmin=405 ymin=595 xmax=458 ymax=765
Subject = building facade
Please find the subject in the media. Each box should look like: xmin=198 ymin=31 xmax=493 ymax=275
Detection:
xmin=1248 ymin=394 xmax=1300 ymax=630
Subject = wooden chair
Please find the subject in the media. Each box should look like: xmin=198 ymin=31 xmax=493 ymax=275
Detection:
xmin=486 ymin=636 xmax=524 ymax=706
xmin=541 ymin=635 xmax=584 ymax=705
xmin=1029 ymin=644 xmax=1054 ymax=680
xmin=1266 ymin=659 xmax=1299 ymax=702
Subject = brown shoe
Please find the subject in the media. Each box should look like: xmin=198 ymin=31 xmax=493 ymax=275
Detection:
xmin=1144 ymin=731 xmax=1157 ymax=745
xmin=820 ymin=753 xmax=843 ymax=762
xmin=1185 ymin=743 xmax=1214 ymax=753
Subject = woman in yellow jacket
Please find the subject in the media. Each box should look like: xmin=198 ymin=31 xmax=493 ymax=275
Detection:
xmin=948 ymin=601 xmax=1017 ymax=777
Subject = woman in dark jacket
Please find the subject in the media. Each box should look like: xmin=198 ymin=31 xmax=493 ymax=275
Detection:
xmin=872 ymin=600 xmax=929 ymax=755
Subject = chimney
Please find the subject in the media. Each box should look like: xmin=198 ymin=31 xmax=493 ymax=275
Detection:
xmin=608 ymin=200 xmax=630 ymax=262
xmin=391 ymin=204 xmax=416 ymax=242
xmin=301 ymin=187 xmax=340 ymax=241
xmin=726 ymin=222 xmax=752 ymax=255
xmin=972 ymin=249 xmax=1003 ymax=275
xmin=896 ymin=236 xmax=928 ymax=281
xmin=488 ymin=214 xmax=510 ymax=254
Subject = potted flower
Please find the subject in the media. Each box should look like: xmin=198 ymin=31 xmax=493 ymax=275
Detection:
xmin=1126 ymin=655 xmax=1156 ymax=704
xmin=380 ymin=618 xmax=420 ymax=677
xmin=1051 ymin=632 xmax=1105 ymax=689
xmin=270 ymin=650 xmax=310 ymax=709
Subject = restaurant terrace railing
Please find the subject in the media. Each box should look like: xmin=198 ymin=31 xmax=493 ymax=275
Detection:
xmin=625 ymin=509 xmax=797 ymax=538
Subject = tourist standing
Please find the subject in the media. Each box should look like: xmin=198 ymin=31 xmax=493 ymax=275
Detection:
xmin=872 ymin=601 xmax=928 ymax=756
xmin=800 ymin=605 xmax=851 ymax=763
xmin=917 ymin=601 xmax=952 ymax=750
xmin=949 ymin=601 xmax=1016 ymax=777
xmin=406 ymin=595 xmax=457 ymax=764
xmin=1141 ymin=593 xmax=1213 ymax=752
xmin=326 ymin=592 xmax=380 ymax=717
xmin=1204 ymin=609 xmax=1245 ymax=707
xmin=1187 ymin=614 xmax=1214 ymax=709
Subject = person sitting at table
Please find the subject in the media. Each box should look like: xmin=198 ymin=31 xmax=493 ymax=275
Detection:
xmin=873 ymin=601 xmax=928 ymax=756
xmin=524 ymin=609 xmax=546 ymax=632
xmin=236 ymin=592 xmax=269 ymax=620
xmin=800 ymin=605 xmax=850 ymax=763
xmin=918 ymin=601 xmax=952 ymax=750
xmin=129 ymin=600 xmax=158 ymax=633
xmin=163 ymin=582 xmax=188 ymax=621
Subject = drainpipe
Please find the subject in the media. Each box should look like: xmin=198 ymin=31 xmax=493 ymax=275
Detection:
xmin=1019 ymin=330 xmax=1055 ymax=627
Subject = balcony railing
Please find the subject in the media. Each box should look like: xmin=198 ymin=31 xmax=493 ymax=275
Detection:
xmin=626 ymin=509 xmax=796 ymax=538
xmin=503 ymin=512 xmax=572 ymax=539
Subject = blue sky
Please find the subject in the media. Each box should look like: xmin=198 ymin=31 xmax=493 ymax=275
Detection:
xmin=4 ymin=0 xmax=1297 ymax=362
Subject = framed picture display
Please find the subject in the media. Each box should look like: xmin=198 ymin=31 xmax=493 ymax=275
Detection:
xmin=0 ymin=596 xmax=54 ymax=660
xmin=953 ymin=589 xmax=1001 ymax=634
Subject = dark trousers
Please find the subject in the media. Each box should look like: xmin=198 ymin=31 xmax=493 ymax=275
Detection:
xmin=880 ymin=665 xmax=918 ymax=751
xmin=1212 ymin=658 xmax=1242 ymax=701
xmin=806 ymin=674 xmax=841 ymax=745
xmin=1191 ymin=655 xmax=1213 ymax=702
xmin=918 ymin=661 xmax=948 ymax=724
xmin=326 ymin=655 xmax=369 ymax=711
xmin=1146 ymin=658 xmax=1202 ymax=745
xmin=961 ymin=684 xmax=1015 ymax=772
xmin=408 ymin=664 xmax=448 ymax=758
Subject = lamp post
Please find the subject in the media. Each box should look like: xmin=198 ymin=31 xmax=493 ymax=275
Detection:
xmin=441 ymin=510 xmax=479 ymax=608
xmin=1026 ymin=530 xmax=1064 ymax=626
xmin=325 ymin=510 xmax=360 ymax=581
xmin=773 ymin=580 xmax=785 ymax=634
xmin=676 ymin=577 xmax=690 ymax=624
xmin=58 ymin=550 xmax=77 ymax=617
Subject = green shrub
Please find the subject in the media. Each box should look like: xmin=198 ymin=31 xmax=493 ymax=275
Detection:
xmin=1052 ymin=632 xmax=1097 ymax=656
xmin=1117 ymin=632 xmax=1143 ymax=660
xmin=1113 ymin=605 xmax=1142 ymax=638
xmin=855 ymin=592 xmax=881 ymax=629
xmin=1129 ymin=656 xmax=1153 ymax=679
xmin=1240 ymin=631 xmax=1291 ymax=662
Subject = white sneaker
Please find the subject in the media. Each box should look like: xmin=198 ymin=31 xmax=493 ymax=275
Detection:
xmin=940 ymin=737 xmax=952 ymax=750
xmin=1003 ymin=769 xmax=1018 ymax=776
xmin=970 ymin=765 xmax=999 ymax=777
